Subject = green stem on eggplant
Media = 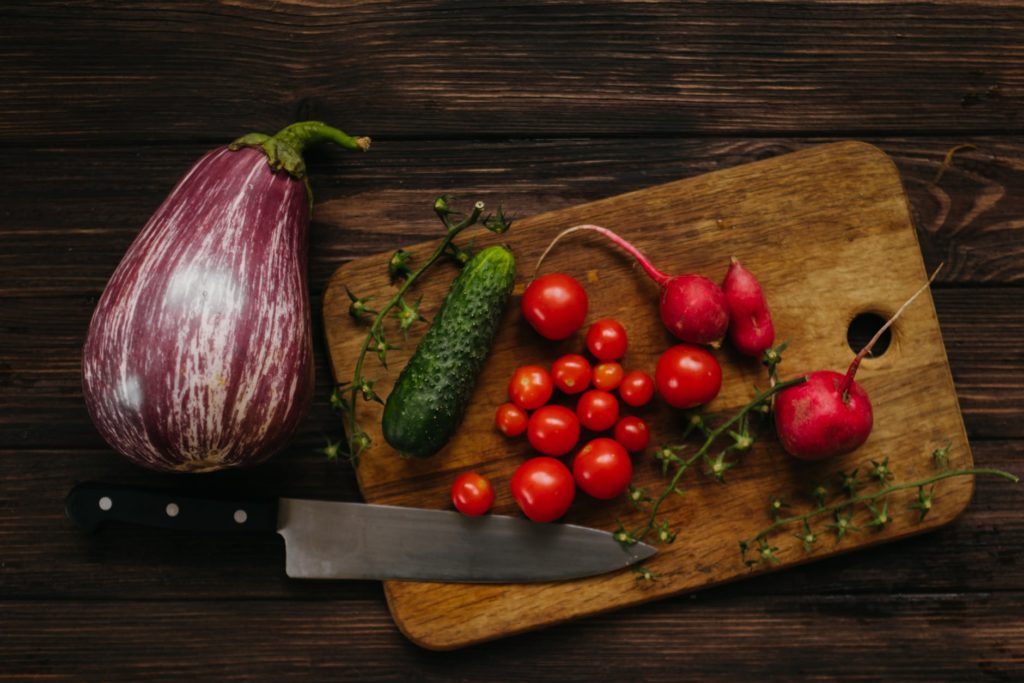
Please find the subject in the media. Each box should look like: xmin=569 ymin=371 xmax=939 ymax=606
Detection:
xmin=229 ymin=121 xmax=371 ymax=207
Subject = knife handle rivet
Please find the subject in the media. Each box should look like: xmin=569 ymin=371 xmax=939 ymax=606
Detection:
xmin=98 ymin=496 xmax=112 ymax=511
xmin=233 ymin=509 xmax=248 ymax=524
xmin=165 ymin=502 xmax=180 ymax=518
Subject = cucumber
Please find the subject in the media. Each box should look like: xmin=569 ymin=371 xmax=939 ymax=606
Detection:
xmin=382 ymin=245 xmax=516 ymax=458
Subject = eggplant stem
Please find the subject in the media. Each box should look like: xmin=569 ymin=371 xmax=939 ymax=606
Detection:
xmin=229 ymin=121 xmax=371 ymax=209
xmin=271 ymin=121 xmax=371 ymax=156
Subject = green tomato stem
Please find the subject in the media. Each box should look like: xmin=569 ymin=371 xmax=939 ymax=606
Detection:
xmin=744 ymin=466 xmax=1019 ymax=546
xmin=632 ymin=375 xmax=807 ymax=542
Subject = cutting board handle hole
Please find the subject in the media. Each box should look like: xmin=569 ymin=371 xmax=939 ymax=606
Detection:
xmin=847 ymin=312 xmax=892 ymax=357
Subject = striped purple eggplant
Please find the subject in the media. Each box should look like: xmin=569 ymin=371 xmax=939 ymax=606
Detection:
xmin=82 ymin=122 xmax=370 ymax=472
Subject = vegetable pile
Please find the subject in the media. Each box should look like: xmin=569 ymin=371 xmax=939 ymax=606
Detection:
xmin=431 ymin=221 xmax=1016 ymax=575
xmin=84 ymin=131 xmax=1018 ymax=579
xmin=496 ymin=314 xmax=656 ymax=520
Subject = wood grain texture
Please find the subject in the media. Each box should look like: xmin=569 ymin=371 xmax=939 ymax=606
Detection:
xmin=324 ymin=142 xmax=978 ymax=648
xmin=2 ymin=1 xmax=1023 ymax=144
xmin=2 ymin=593 xmax=1022 ymax=682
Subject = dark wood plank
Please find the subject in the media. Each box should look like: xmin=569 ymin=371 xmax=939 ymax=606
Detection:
xmin=1 ymin=592 xmax=1022 ymax=677
xmin=2 ymin=2 xmax=1023 ymax=144
xmin=3 ymin=138 xmax=1023 ymax=294
xmin=2 ymin=441 xmax=1019 ymax=601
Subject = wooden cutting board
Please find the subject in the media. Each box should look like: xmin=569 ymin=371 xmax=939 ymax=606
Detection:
xmin=322 ymin=141 xmax=972 ymax=650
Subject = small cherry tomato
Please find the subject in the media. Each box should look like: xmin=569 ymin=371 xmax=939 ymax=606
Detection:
xmin=510 ymin=457 xmax=576 ymax=522
xmin=495 ymin=402 xmax=528 ymax=437
xmin=527 ymin=405 xmax=581 ymax=456
xmin=619 ymin=370 xmax=655 ymax=407
xmin=521 ymin=273 xmax=589 ymax=340
xmin=451 ymin=472 xmax=495 ymax=516
xmin=614 ymin=415 xmax=650 ymax=452
xmin=655 ymin=344 xmax=722 ymax=409
xmin=573 ymin=437 xmax=632 ymax=499
xmin=551 ymin=354 xmax=592 ymax=395
xmin=576 ymin=389 xmax=619 ymax=431
xmin=592 ymin=362 xmax=624 ymax=391
xmin=585 ymin=319 xmax=628 ymax=361
xmin=508 ymin=365 xmax=554 ymax=410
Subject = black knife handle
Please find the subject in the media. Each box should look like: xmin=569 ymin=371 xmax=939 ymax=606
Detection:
xmin=65 ymin=482 xmax=277 ymax=534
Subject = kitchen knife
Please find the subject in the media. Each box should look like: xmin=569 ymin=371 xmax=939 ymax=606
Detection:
xmin=65 ymin=482 xmax=656 ymax=583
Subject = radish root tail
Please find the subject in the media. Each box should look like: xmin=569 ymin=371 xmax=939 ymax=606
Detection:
xmin=532 ymin=224 xmax=671 ymax=286
xmin=840 ymin=263 xmax=944 ymax=394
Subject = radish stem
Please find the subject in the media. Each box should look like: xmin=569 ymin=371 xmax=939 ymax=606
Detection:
xmin=534 ymin=224 xmax=671 ymax=287
xmin=840 ymin=264 xmax=943 ymax=395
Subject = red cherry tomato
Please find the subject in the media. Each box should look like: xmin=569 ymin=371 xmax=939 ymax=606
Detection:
xmin=551 ymin=354 xmax=591 ymax=395
xmin=573 ymin=437 xmax=632 ymax=499
xmin=521 ymin=273 xmax=589 ymax=340
xmin=576 ymin=389 xmax=619 ymax=432
xmin=619 ymin=370 xmax=655 ymax=407
xmin=510 ymin=457 xmax=576 ymax=522
xmin=527 ymin=405 xmax=581 ymax=457
xmin=495 ymin=402 xmax=528 ymax=437
xmin=451 ymin=472 xmax=495 ymax=516
xmin=592 ymin=362 xmax=624 ymax=391
xmin=508 ymin=365 xmax=554 ymax=410
xmin=614 ymin=415 xmax=650 ymax=452
xmin=655 ymin=344 xmax=722 ymax=409
xmin=585 ymin=319 xmax=628 ymax=361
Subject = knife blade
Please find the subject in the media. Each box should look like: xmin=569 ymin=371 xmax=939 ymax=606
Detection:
xmin=65 ymin=482 xmax=656 ymax=583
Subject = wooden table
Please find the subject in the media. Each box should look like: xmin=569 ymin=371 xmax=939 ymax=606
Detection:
xmin=2 ymin=2 xmax=1021 ymax=679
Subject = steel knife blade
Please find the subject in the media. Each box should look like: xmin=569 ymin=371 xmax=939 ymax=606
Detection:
xmin=66 ymin=482 xmax=656 ymax=583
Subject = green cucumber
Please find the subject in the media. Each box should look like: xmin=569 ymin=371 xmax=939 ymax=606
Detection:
xmin=382 ymin=245 xmax=516 ymax=458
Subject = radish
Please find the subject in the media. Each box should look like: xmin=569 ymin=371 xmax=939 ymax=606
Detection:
xmin=722 ymin=257 xmax=775 ymax=357
xmin=774 ymin=267 xmax=941 ymax=461
xmin=536 ymin=225 xmax=729 ymax=346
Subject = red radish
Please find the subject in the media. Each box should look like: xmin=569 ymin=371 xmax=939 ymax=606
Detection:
xmin=722 ymin=257 xmax=775 ymax=357
xmin=536 ymin=225 xmax=729 ymax=346
xmin=774 ymin=372 xmax=873 ymax=461
xmin=774 ymin=267 xmax=942 ymax=461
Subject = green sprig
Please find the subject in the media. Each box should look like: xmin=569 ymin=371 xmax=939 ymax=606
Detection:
xmin=624 ymin=376 xmax=806 ymax=545
xmin=739 ymin=451 xmax=1018 ymax=564
xmin=337 ymin=197 xmax=504 ymax=464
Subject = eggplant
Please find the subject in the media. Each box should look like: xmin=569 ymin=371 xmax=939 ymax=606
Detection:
xmin=82 ymin=122 xmax=370 ymax=472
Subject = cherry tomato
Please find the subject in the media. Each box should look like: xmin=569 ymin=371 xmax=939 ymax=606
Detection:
xmin=451 ymin=472 xmax=495 ymax=516
xmin=576 ymin=389 xmax=619 ymax=431
xmin=614 ymin=415 xmax=650 ymax=452
xmin=510 ymin=457 xmax=576 ymax=522
xmin=551 ymin=354 xmax=591 ymax=395
xmin=521 ymin=273 xmax=589 ymax=340
xmin=508 ymin=365 xmax=554 ymax=410
xmin=573 ymin=438 xmax=632 ymax=499
xmin=655 ymin=344 xmax=722 ymax=409
xmin=585 ymin=319 xmax=628 ymax=361
xmin=495 ymin=402 xmax=528 ymax=437
xmin=619 ymin=370 xmax=655 ymax=407
xmin=592 ymin=362 xmax=624 ymax=391
xmin=527 ymin=405 xmax=581 ymax=456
